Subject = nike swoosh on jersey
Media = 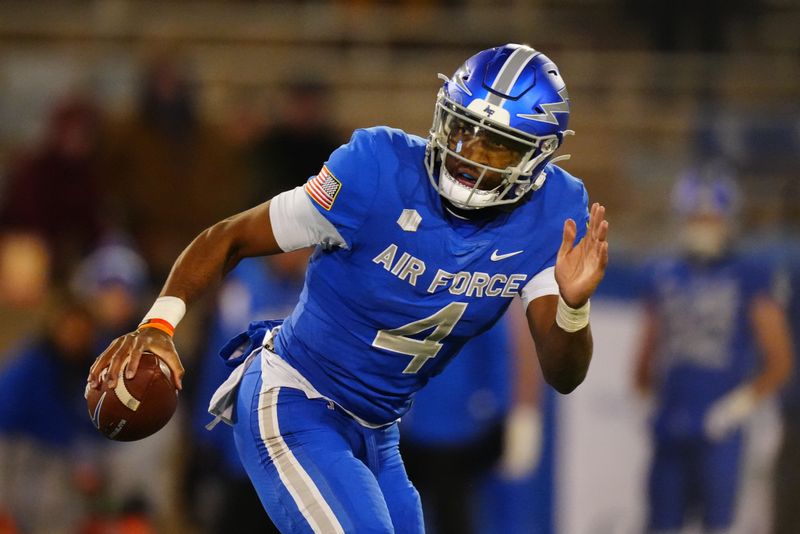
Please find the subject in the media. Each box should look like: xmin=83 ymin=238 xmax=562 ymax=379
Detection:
xmin=490 ymin=249 xmax=524 ymax=261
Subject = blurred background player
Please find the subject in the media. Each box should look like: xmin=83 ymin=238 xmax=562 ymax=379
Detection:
xmin=71 ymin=237 xmax=150 ymax=342
xmin=633 ymin=164 xmax=793 ymax=534
xmin=400 ymin=299 xmax=545 ymax=534
xmin=71 ymin=239 xmax=178 ymax=532
xmin=0 ymin=242 xmax=172 ymax=534
xmin=185 ymin=251 xmax=310 ymax=534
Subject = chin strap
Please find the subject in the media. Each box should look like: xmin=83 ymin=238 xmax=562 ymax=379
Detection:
xmin=534 ymin=152 xmax=572 ymax=191
xmin=529 ymin=172 xmax=546 ymax=192
xmin=549 ymin=129 xmax=575 ymax=166
xmin=443 ymin=205 xmax=470 ymax=220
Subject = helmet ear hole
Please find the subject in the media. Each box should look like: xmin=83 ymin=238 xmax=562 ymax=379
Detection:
xmin=541 ymin=138 xmax=559 ymax=153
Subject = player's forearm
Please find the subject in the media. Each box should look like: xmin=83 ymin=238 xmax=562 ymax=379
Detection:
xmin=535 ymin=325 xmax=593 ymax=394
xmin=633 ymin=303 xmax=660 ymax=395
xmin=526 ymin=295 xmax=593 ymax=394
xmin=750 ymin=353 xmax=792 ymax=398
xmin=749 ymin=294 xmax=794 ymax=398
xmin=159 ymin=220 xmax=243 ymax=305
xmin=507 ymin=298 xmax=541 ymax=405
xmin=157 ymin=202 xmax=280 ymax=307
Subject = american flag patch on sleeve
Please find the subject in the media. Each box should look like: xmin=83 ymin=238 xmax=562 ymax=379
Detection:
xmin=304 ymin=166 xmax=342 ymax=210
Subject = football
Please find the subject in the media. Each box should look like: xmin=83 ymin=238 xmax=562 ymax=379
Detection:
xmin=85 ymin=351 xmax=178 ymax=441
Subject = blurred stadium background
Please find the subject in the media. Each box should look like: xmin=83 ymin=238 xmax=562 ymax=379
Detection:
xmin=0 ymin=1 xmax=798 ymax=533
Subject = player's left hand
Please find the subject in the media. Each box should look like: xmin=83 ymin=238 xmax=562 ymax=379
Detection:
xmin=555 ymin=202 xmax=609 ymax=307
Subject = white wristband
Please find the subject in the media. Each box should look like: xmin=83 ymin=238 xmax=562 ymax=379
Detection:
xmin=141 ymin=296 xmax=186 ymax=329
xmin=555 ymin=295 xmax=590 ymax=333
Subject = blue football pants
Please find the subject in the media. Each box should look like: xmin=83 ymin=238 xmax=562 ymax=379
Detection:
xmin=647 ymin=435 xmax=743 ymax=532
xmin=232 ymin=363 xmax=424 ymax=533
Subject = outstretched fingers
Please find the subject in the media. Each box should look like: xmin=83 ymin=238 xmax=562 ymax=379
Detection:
xmin=590 ymin=203 xmax=609 ymax=268
xmin=558 ymin=218 xmax=578 ymax=261
xmin=597 ymin=238 xmax=609 ymax=269
xmin=588 ymin=203 xmax=607 ymax=241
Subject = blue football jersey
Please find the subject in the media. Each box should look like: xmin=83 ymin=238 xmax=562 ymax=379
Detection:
xmin=642 ymin=253 xmax=775 ymax=439
xmin=273 ymin=127 xmax=589 ymax=424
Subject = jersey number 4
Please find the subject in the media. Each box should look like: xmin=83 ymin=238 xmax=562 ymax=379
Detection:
xmin=372 ymin=302 xmax=468 ymax=374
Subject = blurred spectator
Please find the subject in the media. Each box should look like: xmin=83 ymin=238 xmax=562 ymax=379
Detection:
xmin=247 ymin=78 xmax=343 ymax=203
xmin=0 ymin=95 xmax=106 ymax=283
xmin=633 ymin=166 xmax=793 ymax=533
xmin=0 ymin=232 xmax=50 ymax=309
xmin=0 ymin=244 xmax=165 ymax=534
xmin=71 ymin=237 xmax=150 ymax=339
xmin=186 ymin=250 xmax=310 ymax=534
xmin=103 ymin=53 xmax=249 ymax=281
xmin=70 ymin=239 xmax=178 ymax=533
xmin=0 ymin=295 xmax=105 ymax=534
xmin=400 ymin=299 xmax=543 ymax=534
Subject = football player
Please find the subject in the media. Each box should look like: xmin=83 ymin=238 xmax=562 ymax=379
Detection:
xmin=88 ymin=44 xmax=609 ymax=533
xmin=633 ymin=168 xmax=793 ymax=533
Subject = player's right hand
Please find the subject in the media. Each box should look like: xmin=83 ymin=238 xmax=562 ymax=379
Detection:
xmin=87 ymin=328 xmax=184 ymax=391
xmin=554 ymin=202 xmax=609 ymax=308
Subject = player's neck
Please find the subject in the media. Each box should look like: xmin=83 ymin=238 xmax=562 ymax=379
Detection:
xmin=442 ymin=199 xmax=501 ymax=222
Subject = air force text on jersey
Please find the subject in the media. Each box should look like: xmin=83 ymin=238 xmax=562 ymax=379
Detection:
xmin=373 ymin=242 xmax=527 ymax=298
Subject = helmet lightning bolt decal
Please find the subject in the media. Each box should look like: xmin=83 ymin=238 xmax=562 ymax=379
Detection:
xmin=517 ymin=87 xmax=570 ymax=125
